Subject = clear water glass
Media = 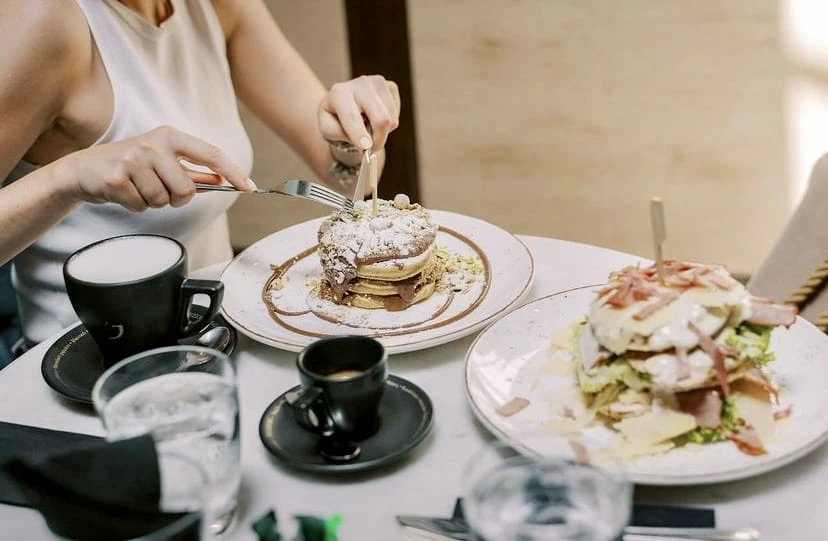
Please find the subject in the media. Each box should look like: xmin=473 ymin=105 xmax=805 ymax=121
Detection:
xmin=463 ymin=434 xmax=632 ymax=541
xmin=92 ymin=346 xmax=241 ymax=537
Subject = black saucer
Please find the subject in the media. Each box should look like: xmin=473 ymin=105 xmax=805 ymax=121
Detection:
xmin=40 ymin=305 xmax=237 ymax=405
xmin=259 ymin=375 xmax=434 ymax=474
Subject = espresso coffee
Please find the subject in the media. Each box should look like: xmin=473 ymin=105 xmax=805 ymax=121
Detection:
xmin=65 ymin=235 xmax=182 ymax=283
xmin=327 ymin=369 xmax=364 ymax=380
xmin=289 ymin=336 xmax=388 ymax=440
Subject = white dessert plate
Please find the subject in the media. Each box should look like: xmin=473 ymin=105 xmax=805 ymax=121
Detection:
xmin=465 ymin=285 xmax=828 ymax=485
xmin=220 ymin=210 xmax=534 ymax=354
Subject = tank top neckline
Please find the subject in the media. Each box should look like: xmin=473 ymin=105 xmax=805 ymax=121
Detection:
xmin=101 ymin=0 xmax=180 ymax=40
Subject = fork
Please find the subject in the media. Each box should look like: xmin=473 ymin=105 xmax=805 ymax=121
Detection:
xmin=194 ymin=179 xmax=354 ymax=211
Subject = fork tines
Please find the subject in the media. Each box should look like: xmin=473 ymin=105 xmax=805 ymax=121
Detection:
xmin=309 ymin=184 xmax=353 ymax=210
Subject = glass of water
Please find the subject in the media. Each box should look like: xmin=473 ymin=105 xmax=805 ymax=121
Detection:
xmin=463 ymin=434 xmax=632 ymax=541
xmin=92 ymin=346 xmax=241 ymax=537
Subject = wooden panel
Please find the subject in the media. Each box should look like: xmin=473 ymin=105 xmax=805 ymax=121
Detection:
xmin=345 ymin=0 xmax=420 ymax=202
xmin=407 ymin=0 xmax=789 ymax=275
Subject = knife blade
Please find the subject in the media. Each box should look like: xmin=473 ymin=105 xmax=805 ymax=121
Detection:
xmin=396 ymin=516 xmax=757 ymax=541
xmin=352 ymin=150 xmax=371 ymax=202
xmin=397 ymin=516 xmax=470 ymax=540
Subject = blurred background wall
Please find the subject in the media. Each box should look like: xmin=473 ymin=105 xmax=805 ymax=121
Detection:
xmin=230 ymin=0 xmax=826 ymax=279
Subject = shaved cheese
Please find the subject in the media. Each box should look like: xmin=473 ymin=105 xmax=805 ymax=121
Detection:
xmin=614 ymin=409 xmax=697 ymax=447
xmin=731 ymin=381 xmax=774 ymax=442
xmin=615 ymin=440 xmax=676 ymax=459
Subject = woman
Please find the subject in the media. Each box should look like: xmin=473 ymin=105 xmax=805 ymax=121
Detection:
xmin=0 ymin=0 xmax=400 ymax=347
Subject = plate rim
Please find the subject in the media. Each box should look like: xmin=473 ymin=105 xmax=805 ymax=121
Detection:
xmin=464 ymin=285 xmax=828 ymax=486
xmin=257 ymin=373 xmax=434 ymax=474
xmin=220 ymin=210 xmax=535 ymax=354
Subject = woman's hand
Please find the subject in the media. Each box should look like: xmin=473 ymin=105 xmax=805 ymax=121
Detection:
xmin=318 ymin=75 xmax=401 ymax=153
xmin=56 ymin=126 xmax=253 ymax=212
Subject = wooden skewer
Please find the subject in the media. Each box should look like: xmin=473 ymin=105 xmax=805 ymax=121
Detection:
xmin=649 ymin=197 xmax=666 ymax=284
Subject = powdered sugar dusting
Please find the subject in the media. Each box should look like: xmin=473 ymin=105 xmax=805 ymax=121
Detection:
xmin=317 ymin=199 xmax=437 ymax=289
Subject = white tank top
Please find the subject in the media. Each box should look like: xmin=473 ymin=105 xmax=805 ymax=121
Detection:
xmin=8 ymin=0 xmax=254 ymax=342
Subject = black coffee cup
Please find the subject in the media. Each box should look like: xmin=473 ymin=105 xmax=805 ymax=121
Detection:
xmin=63 ymin=234 xmax=223 ymax=367
xmin=287 ymin=335 xmax=387 ymax=440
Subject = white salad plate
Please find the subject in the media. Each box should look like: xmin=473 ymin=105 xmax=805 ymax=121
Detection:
xmin=465 ymin=285 xmax=828 ymax=485
xmin=220 ymin=210 xmax=534 ymax=355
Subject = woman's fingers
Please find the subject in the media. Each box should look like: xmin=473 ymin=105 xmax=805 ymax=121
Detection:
xmin=354 ymin=85 xmax=394 ymax=152
xmin=151 ymin=154 xmax=202 ymax=208
xmin=319 ymin=76 xmax=401 ymax=152
xmin=114 ymin=180 xmax=150 ymax=212
xmin=129 ymin=165 xmax=170 ymax=209
xmin=152 ymin=126 xmax=254 ymax=192
xmin=323 ymin=83 xmax=373 ymax=150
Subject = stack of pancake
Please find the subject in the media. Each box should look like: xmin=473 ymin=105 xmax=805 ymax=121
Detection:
xmin=316 ymin=194 xmax=443 ymax=311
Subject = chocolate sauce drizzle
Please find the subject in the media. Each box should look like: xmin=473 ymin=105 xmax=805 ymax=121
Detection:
xmin=260 ymin=226 xmax=491 ymax=339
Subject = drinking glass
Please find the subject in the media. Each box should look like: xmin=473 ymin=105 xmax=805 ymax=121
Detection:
xmin=463 ymin=434 xmax=632 ymax=541
xmin=92 ymin=346 xmax=241 ymax=537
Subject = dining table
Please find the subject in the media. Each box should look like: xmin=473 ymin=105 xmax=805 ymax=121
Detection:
xmin=0 ymin=234 xmax=825 ymax=541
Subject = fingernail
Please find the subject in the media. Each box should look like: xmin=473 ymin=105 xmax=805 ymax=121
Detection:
xmin=247 ymin=178 xmax=258 ymax=190
xmin=359 ymin=136 xmax=373 ymax=150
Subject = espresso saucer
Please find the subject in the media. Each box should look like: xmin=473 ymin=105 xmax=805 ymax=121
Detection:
xmin=259 ymin=375 xmax=434 ymax=474
xmin=41 ymin=305 xmax=237 ymax=405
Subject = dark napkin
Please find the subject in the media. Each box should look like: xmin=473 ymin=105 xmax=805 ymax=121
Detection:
xmin=399 ymin=497 xmax=715 ymax=539
xmin=451 ymin=497 xmax=715 ymax=528
xmin=0 ymin=421 xmax=199 ymax=540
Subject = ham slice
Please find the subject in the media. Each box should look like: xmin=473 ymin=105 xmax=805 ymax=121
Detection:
xmin=678 ymin=389 xmax=722 ymax=429
xmin=729 ymin=424 xmax=768 ymax=456
xmin=687 ymin=321 xmax=730 ymax=396
xmin=569 ymin=440 xmax=591 ymax=464
xmin=496 ymin=397 xmax=529 ymax=417
xmin=601 ymin=260 xmax=738 ymax=309
xmin=773 ymin=405 xmax=793 ymax=421
xmin=742 ymin=366 xmax=779 ymax=401
xmin=746 ymin=301 xmax=797 ymax=328
xmin=633 ymin=291 xmax=681 ymax=321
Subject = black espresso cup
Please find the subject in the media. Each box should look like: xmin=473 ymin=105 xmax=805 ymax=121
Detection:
xmin=63 ymin=234 xmax=224 ymax=367
xmin=287 ymin=335 xmax=387 ymax=440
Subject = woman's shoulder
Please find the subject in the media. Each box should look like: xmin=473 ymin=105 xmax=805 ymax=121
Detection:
xmin=3 ymin=0 xmax=90 ymax=69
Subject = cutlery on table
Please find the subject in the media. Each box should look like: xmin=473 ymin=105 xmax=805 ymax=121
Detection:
xmin=623 ymin=526 xmax=761 ymax=540
xmin=396 ymin=516 xmax=761 ymax=541
xmin=194 ymin=179 xmax=353 ymax=211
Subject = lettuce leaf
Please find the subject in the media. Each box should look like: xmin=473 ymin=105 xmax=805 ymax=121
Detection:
xmin=723 ymin=323 xmax=775 ymax=366
xmin=686 ymin=398 xmax=740 ymax=443
xmin=572 ymin=323 xmax=650 ymax=393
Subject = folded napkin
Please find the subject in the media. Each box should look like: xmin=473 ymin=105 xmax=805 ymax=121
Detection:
xmin=0 ymin=421 xmax=200 ymax=541
xmin=400 ymin=498 xmax=715 ymax=540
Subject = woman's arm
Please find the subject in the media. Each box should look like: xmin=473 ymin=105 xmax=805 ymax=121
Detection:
xmin=0 ymin=2 xmax=253 ymax=265
xmin=215 ymin=0 xmax=400 ymax=185
xmin=0 ymin=3 xmax=90 ymax=263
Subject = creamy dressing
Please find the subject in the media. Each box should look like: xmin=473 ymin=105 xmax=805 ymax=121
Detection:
xmin=635 ymin=349 xmax=714 ymax=388
xmin=589 ymin=282 xmax=751 ymax=355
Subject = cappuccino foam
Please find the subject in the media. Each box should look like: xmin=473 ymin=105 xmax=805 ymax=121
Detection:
xmin=66 ymin=236 xmax=182 ymax=284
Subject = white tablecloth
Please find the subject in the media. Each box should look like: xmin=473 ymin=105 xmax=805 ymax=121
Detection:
xmin=1 ymin=235 xmax=825 ymax=541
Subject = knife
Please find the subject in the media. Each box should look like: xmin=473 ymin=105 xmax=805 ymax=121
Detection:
xmin=352 ymin=150 xmax=372 ymax=202
xmin=396 ymin=516 xmax=760 ymax=541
